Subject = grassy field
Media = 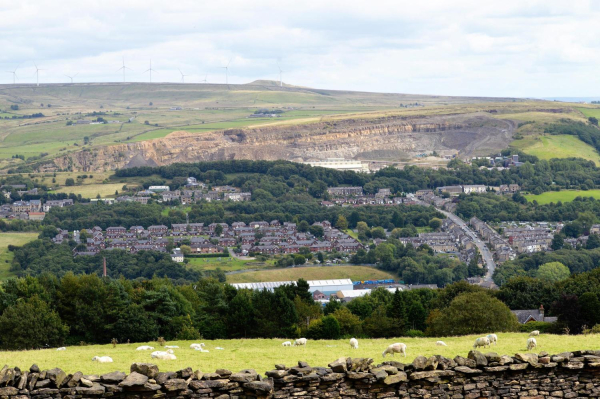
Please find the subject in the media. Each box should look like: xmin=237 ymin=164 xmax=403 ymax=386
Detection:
xmin=0 ymin=333 xmax=596 ymax=375
xmin=0 ymin=232 xmax=38 ymax=280
xmin=226 ymin=266 xmax=395 ymax=283
xmin=524 ymin=189 xmax=600 ymax=205
xmin=186 ymin=257 xmax=266 ymax=272
xmin=52 ymin=183 xmax=125 ymax=198
xmin=577 ymin=107 xmax=600 ymax=119
xmin=511 ymin=135 xmax=600 ymax=165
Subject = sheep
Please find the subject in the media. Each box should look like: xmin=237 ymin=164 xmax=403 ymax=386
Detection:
xmin=215 ymin=347 xmax=224 ymax=350
xmin=282 ymin=341 xmax=292 ymax=347
xmin=151 ymin=349 xmax=174 ymax=357
xmin=473 ymin=337 xmax=491 ymax=349
xmin=92 ymin=356 xmax=113 ymax=363
xmin=529 ymin=330 xmax=540 ymax=337
xmin=487 ymin=334 xmax=498 ymax=346
xmin=527 ymin=337 xmax=537 ymax=351
xmin=151 ymin=351 xmax=177 ymax=360
xmin=190 ymin=343 xmax=206 ymax=350
xmin=436 ymin=341 xmax=447 ymax=347
xmin=56 ymin=347 xmax=66 ymax=351
xmin=136 ymin=345 xmax=154 ymax=351
xmin=194 ymin=347 xmax=209 ymax=353
xmin=382 ymin=343 xmax=407 ymax=357
xmin=165 ymin=345 xmax=179 ymax=349
xmin=294 ymin=338 xmax=307 ymax=346
xmin=349 ymin=338 xmax=359 ymax=349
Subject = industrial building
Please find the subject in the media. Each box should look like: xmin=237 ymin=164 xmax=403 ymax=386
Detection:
xmin=230 ymin=279 xmax=353 ymax=296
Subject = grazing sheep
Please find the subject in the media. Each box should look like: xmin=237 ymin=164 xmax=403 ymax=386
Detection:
xmin=92 ymin=356 xmax=113 ymax=363
xmin=487 ymin=334 xmax=498 ymax=346
xmin=529 ymin=330 xmax=540 ymax=337
xmin=382 ymin=343 xmax=407 ymax=357
xmin=136 ymin=345 xmax=154 ymax=351
xmin=294 ymin=338 xmax=307 ymax=346
xmin=165 ymin=345 xmax=179 ymax=349
xmin=215 ymin=347 xmax=224 ymax=350
xmin=151 ymin=351 xmax=177 ymax=360
xmin=473 ymin=337 xmax=491 ymax=349
xmin=436 ymin=341 xmax=447 ymax=347
xmin=194 ymin=347 xmax=209 ymax=353
xmin=190 ymin=343 xmax=205 ymax=350
xmin=350 ymin=338 xmax=359 ymax=349
xmin=527 ymin=337 xmax=537 ymax=351
xmin=282 ymin=341 xmax=292 ymax=347
xmin=56 ymin=347 xmax=66 ymax=351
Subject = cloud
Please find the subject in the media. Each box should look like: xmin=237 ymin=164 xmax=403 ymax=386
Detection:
xmin=0 ymin=0 xmax=599 ymax=97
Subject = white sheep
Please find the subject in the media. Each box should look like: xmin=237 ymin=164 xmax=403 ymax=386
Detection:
xmin=92 ymin=356 xmax=113 ymax=363
xmin=151 ymin=349 xmax=174 ymax=357
xmin=136 ymin=345 xmax=154 ymax=351
xmin=527 ymin=337 xmax=537 ymax=351
xmin=436 ymin=341 xmax=447 ymax=347
xmin=56 ymin=347 xmax=66 ymax=351
xmin=151 ymin=351 xmax=177 ymax=360
xmin=165 ymin=345 xmax=179 ymax=349
xmin=529 ymin=330 xmax=540 ymax=337
xmin=349 ymin=338 xmax=359 ymax=349
xmin=215 ymin=347 xmax=224 ymax=350
xmin=195 ymin=347 xmax=210 ymax=353
xmin=473 ymin=337 xmax=491 ymax=349
xmin=382 ymin=343 xmax=407 ymax=357
xmin=282 ymin=341 xmax=292 ymax=347
xmin=294 ymin=338 xmax=307 ymax=346
xmin=487 ymin=334 xmax=498 ymax=346
xmin=190 ymin=343 xmax=205 ymax=349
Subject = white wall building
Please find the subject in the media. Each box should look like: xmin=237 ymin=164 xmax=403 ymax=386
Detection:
xmin=303 ymin=158 xmax=370 ymax=173
xmin=231 ymin=279 xmax=353 ymax=296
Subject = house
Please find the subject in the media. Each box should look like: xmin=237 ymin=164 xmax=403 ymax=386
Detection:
xmin=327 ymin=186 xmax=364 ymax=197
xmin=463 ymin=185 xmax=487 ymax=194
xmin=511 ymin=305 xmax=557 ymax=324
xmin=437 ymin=186 xmax=463 ymax=196
xmin=313 ymin=290 xmax=327 ymax=300
xmin=148 ymin=186 xmax=170 ymax=193
xmin=148 ymin=225 xmax=168 ymax=235
xmin=375 ymin=188 xmax=392 ymax=197
xmin=28 ymin=212 xmax=46 ymax=221
xmin=171 ymin=248 xmax=184 ymax=263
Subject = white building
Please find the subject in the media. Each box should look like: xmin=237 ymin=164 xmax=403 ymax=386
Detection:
xmin=303 ymin=158 xmax=370 ymax=173
xmin=148 ymin=186 xmax=170 ymax=193
xmin=171 ymin=248 xmax=184 ymax=263
xmin=463 ymin=185 xmax=487 ymax=194
xmin=231 ymin=279 xmax=353 ymax=296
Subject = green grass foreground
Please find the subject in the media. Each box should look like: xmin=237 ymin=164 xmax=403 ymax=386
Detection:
xmin=0 ymin=334 xmax=597 ymax=375
xmin=511 ymin=134 xmax=600 ymax=165
xmin=524 ymin=189 xmax=600 ymax=205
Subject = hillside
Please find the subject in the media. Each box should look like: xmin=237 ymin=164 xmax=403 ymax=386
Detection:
xmin=0 ymin=82 xmax=595 ymax=172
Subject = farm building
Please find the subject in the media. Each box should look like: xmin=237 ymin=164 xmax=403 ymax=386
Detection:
xmin=230 ymin=279 xmax=353 ymax=296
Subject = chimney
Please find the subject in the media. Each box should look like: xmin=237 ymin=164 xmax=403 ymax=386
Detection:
xmin=539 ymin=304 xmax=544 ymax=321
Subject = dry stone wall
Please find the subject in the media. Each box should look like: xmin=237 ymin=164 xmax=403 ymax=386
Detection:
xmin=1 ymin=349 xmax=600 ymax=398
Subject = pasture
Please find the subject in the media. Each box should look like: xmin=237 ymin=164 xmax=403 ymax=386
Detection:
xmin=511 ymin=134 xmax=600 ymax=165
xmin=226 ymin=265 xmax=395 ymax=283
xmin=524 ymin=189 xmax=600 ymax=205
xmin=577 ymin=107 xmax=600 ymax=119
xmin=52 ymin=183 xmax=126 ymax=198
xmin=0 ymin=333 xmax=595 ymax=375
xmin=0 ymin=232 xmax=38 ymax=279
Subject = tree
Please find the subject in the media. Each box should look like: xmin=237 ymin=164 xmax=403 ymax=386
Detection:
xmin=589 ymin=117 xmax=599 ymax=126
xmin=335 ymin=215 xmax=349 ymax=231
xmin=587 ymin=234 xmax=600 ymax=250
xmin=214 ymin=224 xmax=223 ymax=236
xmin=429 ymin=218 xmax=442 ymax=230
xmin=371 ymin=227 xmax=386 ymax=239
xmin=0 ymin=296 xmax=69 ymax=350
xmin=298 ymin=221 xmax=309 ymax=233
xmin=308 ymin=181 xmax=327 ymax=198
xmin=309 ymin=225 xmax=324 ymax=238
xmin=180 ymin=245 xmax=192 ymax=256
xmin=579 ymin=292 xmax=600 ymax=329
xmin=66 ymin=120 xmax=73 ymax=126
xmin=536 ymin=262 xmax=570 ymax=283
xmin=331 ymin=307 xmax=362 ymax=336
xmin=551 ymin=234 xmax=564 ymax=251
xmin=65 ymin=178 xmax=75 ymax=187
xmin=426 ymin=292 xmax=518 ymax=336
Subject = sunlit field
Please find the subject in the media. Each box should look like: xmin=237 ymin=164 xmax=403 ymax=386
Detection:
xmin=0 ymin=333 xmax=597 ymax=375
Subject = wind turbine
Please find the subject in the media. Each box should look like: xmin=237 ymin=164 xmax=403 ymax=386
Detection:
xmin=116 ymin=57 xmax=132 ymax=82
xmin=143 ymin=60 xmax=157 ymax=83
xmin=33 ymin=62 xmax=44 ymax=86
xmin=65 ymin=73 xmax=78 ymax=83
xmin=178 ymin=68 xmax=187 ymax=83
xmin=221 ymin=58 xmax=232 ymax=84
xmin=200 ymin=74 xmax=207 ymax=83
xmin=278 ymin=63 xmax=284 ymax=87
xmin=5 ymin=68 xmax=17 ymax=84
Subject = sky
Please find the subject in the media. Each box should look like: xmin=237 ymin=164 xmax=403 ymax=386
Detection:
xmin=0 ymin=0 xmax=599 ymax=98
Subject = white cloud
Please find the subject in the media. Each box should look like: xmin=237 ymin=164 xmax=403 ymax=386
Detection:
xmin=0 ymin=0 xmax=599 ymax=97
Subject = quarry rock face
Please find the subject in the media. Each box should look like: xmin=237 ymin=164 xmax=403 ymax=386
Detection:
xmin=2 ymin=349 xmax=600 ymax=398
xmin=45 ymin=113 xmax=517 ymax=172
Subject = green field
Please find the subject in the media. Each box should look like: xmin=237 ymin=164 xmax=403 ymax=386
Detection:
xmin=186 ymin=257 xmax=267 ymax=272
xmin=512 ymin=134 xmax=600 ymax=165
xmin=0 ymin=232 xmax=38 ymax=279
xmin=0 ymin=333 xmax=595 ymax=375
xmin=226 ymin=266 xmax=395 ymax=283
xmin=577 ymin=107 xmax=600 ymax=119
xmin=53 ymin=183 xmax=126 ymax=198
xmin=524 ymin=189 xmax=600 ymax=205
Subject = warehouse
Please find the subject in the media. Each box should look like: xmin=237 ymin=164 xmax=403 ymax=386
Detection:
xmin=230 ymin=279 xmax=353 ymax=296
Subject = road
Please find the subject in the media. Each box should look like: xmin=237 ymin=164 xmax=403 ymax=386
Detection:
xmin=435 ymin=208 xmax=496 ymax=282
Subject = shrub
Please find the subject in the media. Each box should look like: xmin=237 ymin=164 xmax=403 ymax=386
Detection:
xmin=404 ymin=329 xmax=425 ymax=338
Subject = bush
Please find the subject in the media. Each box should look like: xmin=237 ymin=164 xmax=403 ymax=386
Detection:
xmin=404 ymin=329 xmax=425 ymax=338
xmin=306 ymin=316 xmax=341 ymax=339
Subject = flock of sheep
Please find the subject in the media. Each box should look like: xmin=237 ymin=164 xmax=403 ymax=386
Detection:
xmin=67 ymin=330 xmax=545 ymax=364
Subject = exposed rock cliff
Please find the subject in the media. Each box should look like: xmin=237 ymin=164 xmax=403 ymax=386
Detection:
xmin=49 ymin=113 xmax=516 ymax=172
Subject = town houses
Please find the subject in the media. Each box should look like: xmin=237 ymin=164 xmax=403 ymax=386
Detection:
xmin=59 ymin=220 xmax=364 ymax=258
